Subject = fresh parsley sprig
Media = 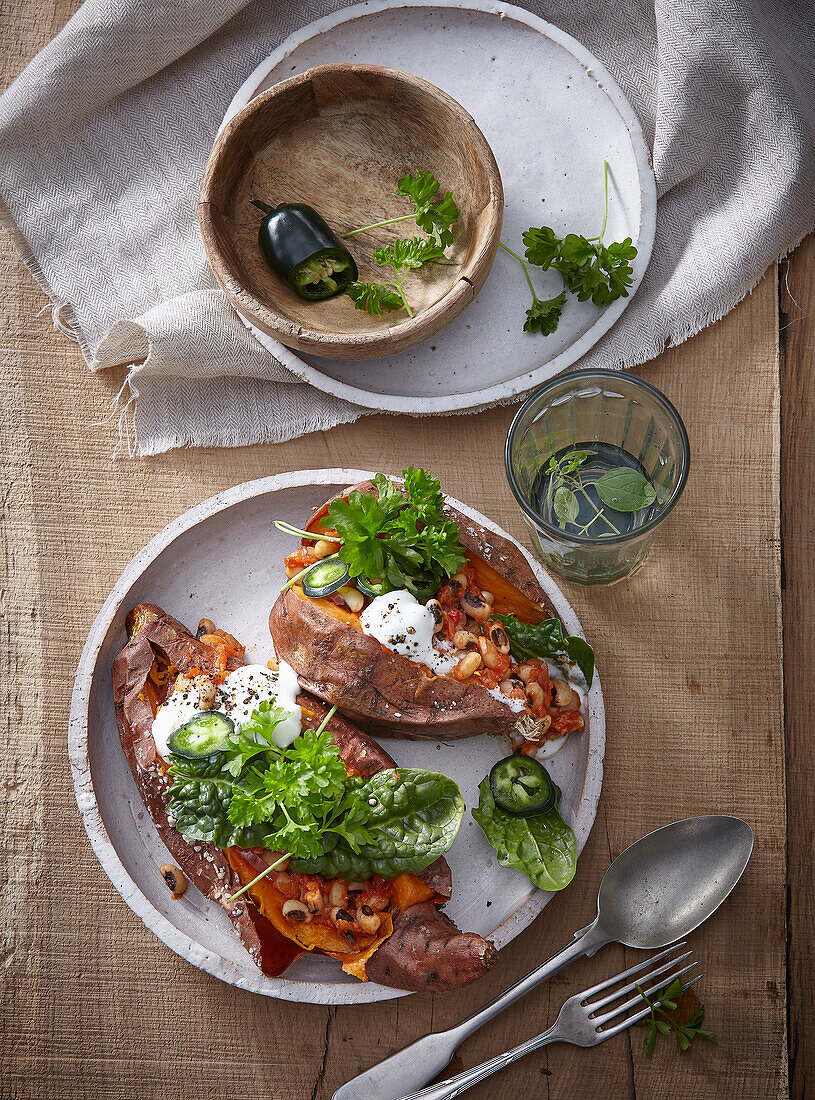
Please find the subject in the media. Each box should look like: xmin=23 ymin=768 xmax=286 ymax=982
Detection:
xmin=501 ymin=160 xmax=638 ymax=335
xmin=343 ymin=170 xmax=460 ymax=246
xmin=347 ymin=237 xmax=446 ymax=318
xmin=497 ymin=241 xmax=566 ymax=334
xmin=326 ymin=468 xmax=467 ymax=600
xmin=636 ymin=978 xmax=717 ymax=1056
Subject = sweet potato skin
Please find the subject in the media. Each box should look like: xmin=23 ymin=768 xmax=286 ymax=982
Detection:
xmin=269 ymin=483 xmax=559 ymax=740
xmin=112 ymin=610 xmax=301 ymax=977
xmin=366 ymin=902 xmax=497 ymax=991
xmin=112 ymin=604 xmax=494 ymax=990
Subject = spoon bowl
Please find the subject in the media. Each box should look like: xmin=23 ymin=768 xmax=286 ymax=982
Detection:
xmin=595 ymin=815 xmax=754 ymax=948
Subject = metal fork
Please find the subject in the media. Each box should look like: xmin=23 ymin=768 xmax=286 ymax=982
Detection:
xmin=394 ymin=945 xmax=699 ymax=1100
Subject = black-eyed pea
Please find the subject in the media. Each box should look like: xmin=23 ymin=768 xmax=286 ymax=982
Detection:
xmin=552 ymin=678 xmax=573 ymax=708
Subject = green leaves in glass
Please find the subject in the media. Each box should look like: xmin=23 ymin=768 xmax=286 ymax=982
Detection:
xmin=594 ymin=467 xmax=656 ymax=512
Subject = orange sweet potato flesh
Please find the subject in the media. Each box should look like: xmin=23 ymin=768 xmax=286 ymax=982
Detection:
xmin=112 ymin=604 xmax=495 ymax=990
xmin=269 ymin=481 xmax=559 ymax=740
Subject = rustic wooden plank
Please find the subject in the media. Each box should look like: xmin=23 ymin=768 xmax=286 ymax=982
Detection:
xmin=780 ymin=233 xmax=815 ymax=1100
xmin=0 ymin=3 xmax=789 ymax=1099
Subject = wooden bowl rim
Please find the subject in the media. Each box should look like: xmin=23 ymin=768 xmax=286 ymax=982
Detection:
xmin=198 ymin=61 xmax=503 ymax=358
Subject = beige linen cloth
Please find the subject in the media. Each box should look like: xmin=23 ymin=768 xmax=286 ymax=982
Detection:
xmin=0 ymin=0 xmax=813 ymax=455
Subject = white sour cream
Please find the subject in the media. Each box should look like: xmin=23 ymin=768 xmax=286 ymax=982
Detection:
xmin=358 ymin=590 xmax=458 ymax=675
xmin=151 ymin=661 xmax=302 ymax=759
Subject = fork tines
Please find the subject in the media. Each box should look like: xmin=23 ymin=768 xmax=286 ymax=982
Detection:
xmin=582 ymin=943 xmax=701 ymax=1037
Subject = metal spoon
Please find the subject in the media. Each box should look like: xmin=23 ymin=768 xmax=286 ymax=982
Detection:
xmin=333 ymin=815 xmax=753 ymax=1100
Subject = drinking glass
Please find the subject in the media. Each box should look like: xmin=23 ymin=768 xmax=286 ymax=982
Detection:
xmin=505 ymin=370 xmax=690 ymax=586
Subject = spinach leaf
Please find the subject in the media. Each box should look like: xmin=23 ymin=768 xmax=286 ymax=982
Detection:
xmin=472 ymin=777 xmax=576 ymax=891
xmin=292 ymin=769 xmax=464 ymax=880
xmin=594 ymin=468 xmax=656 ymax=512
xmin=492 ymin=613 xmax=595 ymax=688
xmin=166 ymin=753 xmax=266 ymax=849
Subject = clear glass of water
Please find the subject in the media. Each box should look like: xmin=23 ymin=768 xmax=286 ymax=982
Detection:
xmin=505 ymin=370 xmax=690 ymax=586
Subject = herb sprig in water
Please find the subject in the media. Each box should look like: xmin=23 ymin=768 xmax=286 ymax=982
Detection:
xmin=546 ymin=448 xmax=657 ymax=536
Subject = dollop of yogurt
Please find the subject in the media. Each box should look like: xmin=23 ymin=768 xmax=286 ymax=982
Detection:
xmin=151 ymin=661 xmax=302 ymax=759
xmin=358 ymin=590 xmax=457 ymax=675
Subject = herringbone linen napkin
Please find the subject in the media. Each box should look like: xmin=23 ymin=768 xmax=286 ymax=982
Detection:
xmin=1 ymin=1 xmax=813 ymax=455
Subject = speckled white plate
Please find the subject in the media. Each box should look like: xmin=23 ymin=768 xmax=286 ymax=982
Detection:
xmin=69 ymin=471 xmax=604 ymax=1004
xmin=219 ymin=0 xmax=655 ymax=413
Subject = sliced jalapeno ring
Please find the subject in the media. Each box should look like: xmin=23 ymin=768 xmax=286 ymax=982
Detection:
xmin=354 ymin=577 xmax=385 ymax=598
xmin=488 ymin=754 xmax=557 ymax=817
xmin=167 ymin=711 xmax=235 ymax=759
xmin=301 ymin=558 xmax=351 ymax=598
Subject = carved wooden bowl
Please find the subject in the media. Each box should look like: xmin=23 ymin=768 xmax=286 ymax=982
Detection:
xmin=199 ymin=63 xmax=503 ymax=360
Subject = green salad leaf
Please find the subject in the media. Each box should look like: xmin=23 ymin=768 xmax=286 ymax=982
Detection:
xmin=292 ymin=768 xmax=464 ymax=880
xmin=165 ymin=704 xmax=464 ymax=880
xmin=327 ymin=468 xmax=467 ymax=600
xmin=492 ymin=613 xmax=595 ymax=688
xmin=472 ymin=776 xmax=576 ymax=892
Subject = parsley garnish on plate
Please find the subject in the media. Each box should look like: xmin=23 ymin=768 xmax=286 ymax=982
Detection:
xmin=164 ymin=700 xmax=464 ymax=898
xmin=501 ymin=160 xmax=638 ymax=336
xmin=326 ymin=468 xmax=467 ymax=600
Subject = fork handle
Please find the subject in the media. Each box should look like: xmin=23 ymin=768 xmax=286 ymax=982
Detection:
xmin=395 ymin=1027 xmax=560 ymax=1100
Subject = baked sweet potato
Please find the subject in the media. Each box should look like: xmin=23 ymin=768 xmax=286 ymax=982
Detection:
xmin=269 ymin=480 xmax=585 ymax=743
xmin=112 ymin=604 xmax=495 ymax=991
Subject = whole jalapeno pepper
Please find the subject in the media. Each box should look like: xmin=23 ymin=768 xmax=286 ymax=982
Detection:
xmin=250 ymin=199 xmax=358 ymax=301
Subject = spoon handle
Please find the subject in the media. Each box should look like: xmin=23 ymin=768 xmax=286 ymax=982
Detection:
xmin=451 ymin=919 xmax=608 ymax=1037
xmin=332 ymin=921 xmax=608 ymax=1100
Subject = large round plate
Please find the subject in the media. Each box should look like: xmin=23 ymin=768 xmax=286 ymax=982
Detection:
xmin=220 ymin=0 xmax=656 ymax=413
xmin=69 ymin=471 xmax=604 ymax=1004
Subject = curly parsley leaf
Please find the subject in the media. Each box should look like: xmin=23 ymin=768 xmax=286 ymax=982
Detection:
xmin=346 ymin=281 xmax=404 ymax=317
xmin=375 ymin=237 xmax=446 ymax=271
xmin=524 ymin=291 xmax=566 ymax=334
xmin=326 ymin=468 xmax=467 ymax=599
xmin=503 ymin=161 xmax=638 ymax=335
xmin=397 ymin=170 xmax=460 ymax=246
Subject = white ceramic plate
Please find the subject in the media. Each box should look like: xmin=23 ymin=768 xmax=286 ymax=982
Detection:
xmin=220 ymin=0 xmax=656 ymax=414
xmin=69 ymin=470 xmax=604 ymax=1004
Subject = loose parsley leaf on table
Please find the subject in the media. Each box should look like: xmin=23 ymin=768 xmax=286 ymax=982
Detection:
xmin=326 ymin=468 xmax=467 ymax=599
xmin=636 ymin=978 xmax=718 ymax=1056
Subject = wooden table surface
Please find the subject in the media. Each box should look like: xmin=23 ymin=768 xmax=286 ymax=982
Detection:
xmin=1 ymin=6 xmax=812 ymax=1099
